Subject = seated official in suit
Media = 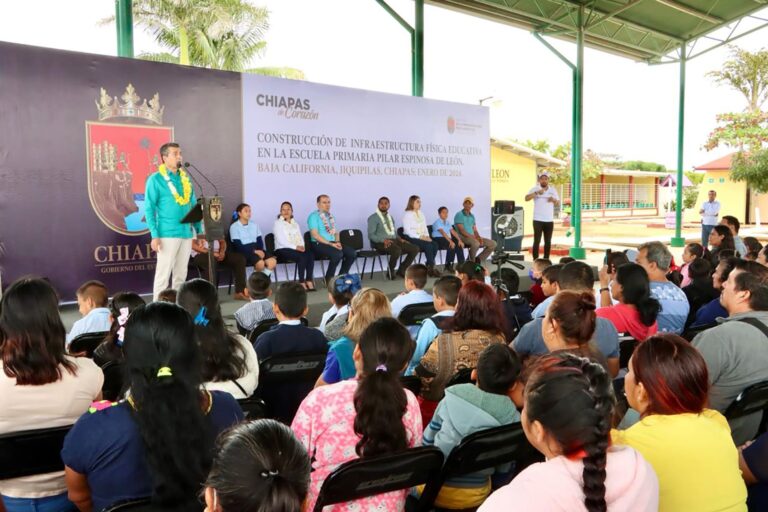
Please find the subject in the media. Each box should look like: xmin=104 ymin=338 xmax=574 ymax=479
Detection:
xmin=367 ymin=196 xmax=419 ymax=279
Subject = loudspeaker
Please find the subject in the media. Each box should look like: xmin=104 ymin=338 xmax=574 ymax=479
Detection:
xmin=491 ymin=206 xmax=524 ymax=252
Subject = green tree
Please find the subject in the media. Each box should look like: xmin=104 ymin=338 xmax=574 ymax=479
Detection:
xmin=105 ymin=0 xmax=304 ymax=78
xmin=732 ymin=149 xmax=768 ymax=193
xmin=707 ymin=46 xmax=768 ymax=113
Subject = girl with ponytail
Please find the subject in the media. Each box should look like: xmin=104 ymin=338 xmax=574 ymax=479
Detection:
xmin=292 ymin=317 xmax=422 ymax=511
xmin=62 ymin=302 xmax=244 ymax=512
xmin=480 ymin=353 xmax=659 ymax=512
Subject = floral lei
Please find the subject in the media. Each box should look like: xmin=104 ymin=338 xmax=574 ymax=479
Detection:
xmin=158 ymin=164 xmax=192 ymax=206
xmin=319 ymin=210 xmax=336 ymax=235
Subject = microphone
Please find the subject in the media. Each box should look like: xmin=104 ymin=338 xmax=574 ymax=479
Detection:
xmin=177 ymin=161 xmax=204 ymax=195
xmin=184 ymin=162 xmax=219 ymax=196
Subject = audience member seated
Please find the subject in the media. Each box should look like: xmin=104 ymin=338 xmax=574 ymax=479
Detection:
xmin=93 ymin=292 xmax=146 ymax=368
xmin=307 ymin=194 xmax=356 ymax=282
xmin=407 ymin=275 xmax=461 ymax=375
xmin=454 ymin=197 xmax=497 ymax=263
xmin=419 ymin=344 xmax=521 ymax=509
xmin=316 ymin=288 xmax=392 ymax=386
xmin=273 ymin=200 xmax=317 ymax=291
xmin=479 ymin=353 xmax=659 ymax=512
xmin=746 ymin=250 xmax=759 ymax=261
xmin=531 ymin=264 xmax=562 ymax=318
xmin=229 ymin=202 xmax=277 ymax=276
xmin=321 ymin=274 xmax=361 ymax=342
xmin=743 ymin=236 xmax=763 ymax=255
xmin=514 ymin=261 xmax=620 ymax=376
xmin=0 ymin=277 xmax=103 ymax=512
xmin=367 ymin=196 xmax=419 ymax=279
xmin=682 ymin=259 xmax=719 ymax=329
xmin=492 ymin=268 xmax=533 ymax=340
xmin=559 ymin=256 xmax=575 ymax=265
xmin=739 ymin=432 xmax=768 ymax=511
xmin=528 ymin=258 xmax=551 ymax=307
xmin=66 ymin=280 xmax=111 ymax=347
xmin=722 ymin=215 xmax=748 ymax=257
xmin=157 ymin=287 xmax=177 ymax=303
xmin=691 ymin=256 xmax=738 ymax=328
xmin=415 ymin=281 xmax=507 ymax=423
xmin=203 ymin=419 xmax=311 ymax=512
xmin=597 ymin=263 xmax=660 ymax=342
xmin=680 ymin=242 xmax=705 ymax=288
xmin=191 ymin=237 xmax=248 ymax=300
xmin=432 ymin=206 xmax=466 ymax=272
xmin=692 ymin=260 xmax=768 ymax=444
xmin=708 ymin=225 xmax=736 ymax=266
xmin=612 ymin=334 xmax=748 ymax=511
xmin=392 ymin=264 xmax=433 ymax=319
xmin=456 ymin=261 xmax=486 ymax=285
xmin=636 ymin=242 xmax=689 ymax=334
xmin=292 ymin=318 xmax=422 ymax=511
xmin=234 ymin=272 xmax=275 ymax=334
xmin=62 ymin=302 xmax=243 ymax=512
xmin=401 ymin=195 xmax=441 ymax=277
xmin=179 ymin=279 xmax=259 ymax=399
xmin=759 ymin=246 xmax=768 ymax=267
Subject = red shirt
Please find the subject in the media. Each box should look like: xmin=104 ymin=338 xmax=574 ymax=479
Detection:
xmin=596 ymin=303 xmax=658 ymax=341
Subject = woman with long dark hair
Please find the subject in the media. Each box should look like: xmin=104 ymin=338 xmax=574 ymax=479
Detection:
xmin=480 ymin=353 xmax=659 ymax=511
xmin=597 ymin=263 xmax=660 ymax=341
xmin=708 ymin=224 xmax=735 ymax=265
xmin=178 ymin=278 xmax=259 ymax=399
xmin=62 ymin=302 xmax=244 ymax=512
xmin=613 ymin=334 xmax=747 ymax=511
xmin=680 ymin=242 xmax=705 ymax=288
xmin=93 ymin=292 xmax=146 ymax=368
xmin=0 ymin=277 xmax=103 ymax=512
xmin=204 ymin=419 xmax=311 ymax=512
xmin=292 ymin=317 xmax=421 ymax=511
xmin=415 ymin=281 xmax=507 ymax=422
xmin=273 ymin=201 xmax=316 ymax=291
xmin=682 ymin=258 xmax=719 ymax=329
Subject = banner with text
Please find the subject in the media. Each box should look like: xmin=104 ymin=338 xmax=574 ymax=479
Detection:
xmin=242 ymin=75 xmax=490 ymax=245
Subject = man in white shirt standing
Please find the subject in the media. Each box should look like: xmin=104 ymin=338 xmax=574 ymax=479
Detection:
xmin=699 ymin=190 xmax=720 ymax=247
xmin=525 ymin=172 xmax=560 ymax=260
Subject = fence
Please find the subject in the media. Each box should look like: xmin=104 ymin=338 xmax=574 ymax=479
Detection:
xmin=556 ymin=183 xmax=658 ymax=213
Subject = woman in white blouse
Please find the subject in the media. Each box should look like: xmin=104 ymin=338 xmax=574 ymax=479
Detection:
xmin=273 ymin=201 xmax=317 ymax=291
xmin=402 ymin=195 xmax=441 ymax=277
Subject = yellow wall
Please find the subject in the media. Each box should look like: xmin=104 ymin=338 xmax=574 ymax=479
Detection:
xmin=490 ymin=145 xmax=538 ymax=226
xmin=687 ymin=170 xmax=747 ymax=223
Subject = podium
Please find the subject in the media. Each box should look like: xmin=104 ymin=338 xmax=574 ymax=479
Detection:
xmin=181 ymin=196 xmax=225 ymax=284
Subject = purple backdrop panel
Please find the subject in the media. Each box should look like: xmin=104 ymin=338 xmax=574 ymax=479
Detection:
xmin=0 ymin=42 xmax=242 ymax=300
xmin=241 ymin=74 xmax=490 ymax=245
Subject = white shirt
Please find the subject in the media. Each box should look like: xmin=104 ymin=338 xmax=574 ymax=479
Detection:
xmin=528 ymin=185 xmax=560 ymax=222
xmin=402 ymin=210 xmax=429 ymax=238
xmin=273 ymin=217 xmax=304 ymax=250
xmin=0 ymin=356 xmax=103 ymax=498
xmin=701 ymin=200 xmax=721 ymax=226
xmin=319 ymin=304 xmax=349 ymax=331
xmin=203 ymin=334 xmax=259 ymax=399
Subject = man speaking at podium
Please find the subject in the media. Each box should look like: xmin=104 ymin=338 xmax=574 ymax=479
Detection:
xmin=145 ymin=142 xmax=201 ymax=300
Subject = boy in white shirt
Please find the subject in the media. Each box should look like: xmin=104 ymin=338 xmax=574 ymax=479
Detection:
xmin=67 ymin=280 xmax=112 ymax=346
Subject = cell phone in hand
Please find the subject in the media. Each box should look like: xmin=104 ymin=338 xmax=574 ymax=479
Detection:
xmin=605 ymin=248 xmax=613 ymax=273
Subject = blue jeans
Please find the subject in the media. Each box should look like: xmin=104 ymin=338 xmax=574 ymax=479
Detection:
xmin=701 ymin=224 xmax=715 ymax=247
xmin=274 ymin=248 xmax=315 ymax=281
xmin=2 ymin=493 xmax=77 ymax=512
xmin=310 ymin=242 xmax=356 ymax=281
xmin=434 ymin=236 xmax=465 ymax=265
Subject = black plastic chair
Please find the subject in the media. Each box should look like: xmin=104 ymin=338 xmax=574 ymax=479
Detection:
xmin=101 ymin=498 xmax=153 ymax=511
xmin=305 ymin=231 xmax=329 ymax=278
xmin=237 ymin=396 xmax=268 ymax=420
xmin=0 ymin=425 xmax=71 ymax=479
xmin=398 ymin=227 xmax=425 ymax=264
xmin=256 ymin=350 xmax=328 ymax=423
xmin=265 ymin=233 xmax=298 ymax=283
xmin=101 ymin=360 xmax=125 ymax=402
xmin=413 ymin=423 xmax=542 ymax=512
xmin=401 ymin=375 xmax=422 ymax=396
xmin=445 ymin=367 xmax=474 ymax=388
xmin=618 ymin=336 xmax=638 ymax=369
xmin=192 ymin=256 xmax=234 ymax=294
xmin=312 ymin=446 xmax=444 ymax=512
xmin=340 ymin=228 xmax=379 ymax=280
xmin=69 ymin=331 xmax=109 ymax=358
xmin=725 ymin=381 xmax=768 ymax=424
xmin=397 ymin=303 xmax=437 ymax=328
xmin=247 ymin=318 xmax=280 ymax=343
xmin=682 ymin=322 xmax=717 ymax=342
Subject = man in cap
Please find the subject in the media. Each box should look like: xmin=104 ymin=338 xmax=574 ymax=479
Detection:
xmin=525 ymin=172 xmax=560 ymax=259
xmin=454 ymin=196 xmax=497 ymax=263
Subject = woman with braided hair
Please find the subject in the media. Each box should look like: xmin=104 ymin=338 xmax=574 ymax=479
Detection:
xmin=480 ymin=352 xmax=658 ymax=511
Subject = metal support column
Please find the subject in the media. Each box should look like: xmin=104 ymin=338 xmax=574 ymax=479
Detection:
xmin=413 ymin=0 xmax=424 ymax=97
xmin=671 ymin=44 xmax=687 ymax=247
xmin=569 ymin=5 xmax=586 ymax=259
xmin=115 ymin=0 xmax=134 ymax=58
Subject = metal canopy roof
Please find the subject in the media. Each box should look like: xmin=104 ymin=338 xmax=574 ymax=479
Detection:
xmin=428 ymin=0 xmax=768 ymax=63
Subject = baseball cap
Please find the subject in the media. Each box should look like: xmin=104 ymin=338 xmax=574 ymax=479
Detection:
xmin=463 ymin=196 xmax=474 ymax=205
xmin=538 ymin=171 xmax=550 ymax=178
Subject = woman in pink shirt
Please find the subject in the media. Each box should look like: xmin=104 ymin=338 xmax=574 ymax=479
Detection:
xmin=480 ymin=353 xmax=658 ymax=512
xmin=291 ymin=317 xmax=422 ymax=511
xmin=597 ymin=263 xmax=660 ymax=341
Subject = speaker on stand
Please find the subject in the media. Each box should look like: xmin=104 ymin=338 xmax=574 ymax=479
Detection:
xmin=491 ymin=200 xmax=525 ymax=253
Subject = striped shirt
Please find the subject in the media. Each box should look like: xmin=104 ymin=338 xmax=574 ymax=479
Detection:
xmin=234 ymin=299 xmax=276 ymax=332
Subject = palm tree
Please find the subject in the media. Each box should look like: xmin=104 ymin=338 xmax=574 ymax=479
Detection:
xmin=707 ymin=46 xmax=768 ymax=113
xmin=105 ymin=0 xmax=304 ymax=78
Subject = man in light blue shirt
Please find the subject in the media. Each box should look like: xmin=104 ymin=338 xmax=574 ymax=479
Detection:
xmin=637 ymin=241 xmax=690 ymax=334
xmin=307 ymin=194 xmax=356 ymax=282
xmin=699 ymin=190 xmax=720 ymax=247
xmin=407 ymin=275 xmax=461 ymax=375
xmin=67 ymin=280 xmax=112 ymax=346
